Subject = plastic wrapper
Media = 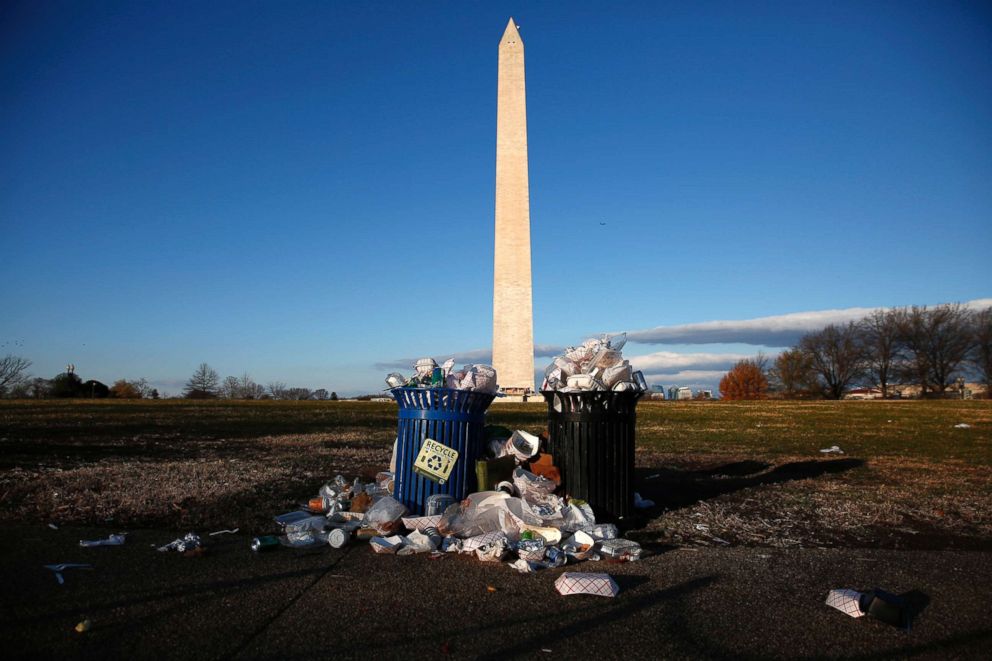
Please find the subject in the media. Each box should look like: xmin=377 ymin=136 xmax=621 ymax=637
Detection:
xmin=438 ymin=494 xmax=505 ymax=538
xmin=397 ymin=530 xmax=435 ymax=554
xmin=512 ymin=467 xmax=557 ymax=501
xmin=508 ymin=558 xmax=536 ymax=574
xmin=581 ymin=523 xmax=619 ymax=540
xmin=561 ymin=501 xmax=596 ymax=532
xmin=364 ymin=496 xmax=408 ymax=534
xmin=385 ymin=373 xmax=406 ymax=388
xmin=282 ymin=529 xmax=330 ymax=547
xmin=598 ymin=537 xmax=642 ymax=561
xmin=80 ymin=534 xmax=126 ymax=547
xmin=157 ymin=532 xmax=203 ymax=553
xmin=285 ymin=515 xmax=330 ymax=536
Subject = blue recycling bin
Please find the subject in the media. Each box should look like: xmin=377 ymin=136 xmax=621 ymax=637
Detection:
xmin=390 ymin=387 xmax=497 ymax=514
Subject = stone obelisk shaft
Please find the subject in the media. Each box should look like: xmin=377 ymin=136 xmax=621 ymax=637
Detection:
xmin=492 ymin=18 xmax=534 ymax=395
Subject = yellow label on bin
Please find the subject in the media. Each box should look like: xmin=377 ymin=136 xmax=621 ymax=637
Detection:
xmin=413 ymin=438 xmax=459 ymax=484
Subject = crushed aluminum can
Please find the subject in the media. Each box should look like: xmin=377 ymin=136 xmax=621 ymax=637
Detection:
xmin=544 ymin=545 xmax=566 ymax=567
xmin=251 ymin=535 xmax=280 ymax=552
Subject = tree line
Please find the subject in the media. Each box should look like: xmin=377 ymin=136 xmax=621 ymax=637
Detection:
xmin=720 ymin=303 xmax=991 ymax=400
xmin=0 ymin=357 xmax=336 ymax=401
xmin=183 ymin=362 xmax=337 ymax=400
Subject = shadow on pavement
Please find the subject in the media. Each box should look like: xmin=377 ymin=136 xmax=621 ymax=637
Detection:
xmin=634 ymin=458 xmax=866 ymax=512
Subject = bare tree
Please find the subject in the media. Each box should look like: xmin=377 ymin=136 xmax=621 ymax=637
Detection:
xmin=313 ymin=388 xmax=329 ymax=401
xmin=897 ymin=304 xmax=973 ymax=395
xmin=267 ymin=381 xmax=287 ymax=400
xmin=238 ymin=373 xmax=265 ymax=399
xmin=800 ymin=322 xmax=866 ymax=399
xmin=184 ymin=363 xmax=220 ymax=399
xmin=0 ymin=354 xmax=32 ymax=396
xmin=971 ymin=307 xmax=992 ymax=397
xmin=858 ymin=308 xmax=902 ymax=398
xmin=221 ymin=375 xmax=241 ymax=399
xmin=285 ymin=387 xmax=312 ymax=401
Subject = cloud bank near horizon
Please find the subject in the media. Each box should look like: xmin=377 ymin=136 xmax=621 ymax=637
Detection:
xmin=373 ymin=298 xmax=992 ymax=381
xmin=623 ymin=298 xmax=992 ymax=348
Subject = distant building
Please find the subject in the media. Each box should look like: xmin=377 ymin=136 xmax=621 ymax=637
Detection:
xmin=843 ymin=388 xmax=884 ymax=400
xmin=668 ymin=386 xmax=693 ymax=400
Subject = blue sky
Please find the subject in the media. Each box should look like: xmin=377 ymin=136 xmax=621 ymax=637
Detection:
xmin=2 ymin=1 xmax=990 ymax=396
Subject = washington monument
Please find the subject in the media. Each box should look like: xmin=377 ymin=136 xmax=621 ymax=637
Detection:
xmin=492 ymin=17 xmax=535 ymax=396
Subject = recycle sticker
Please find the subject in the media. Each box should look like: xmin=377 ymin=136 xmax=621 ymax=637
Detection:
xmin=413 ymin=438 xmax=459 ymax=484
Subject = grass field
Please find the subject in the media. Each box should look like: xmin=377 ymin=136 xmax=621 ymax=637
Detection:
xmin=1 ymin=399 xmax=989 ymax=551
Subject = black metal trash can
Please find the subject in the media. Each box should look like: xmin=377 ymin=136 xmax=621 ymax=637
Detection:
xmin=542 ymin=390 xmax=642 ymax=520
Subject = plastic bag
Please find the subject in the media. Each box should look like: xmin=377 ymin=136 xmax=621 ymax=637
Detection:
xmin=513 ymin=467 xmax=557 ymax=502
xmin=385 ymin=372 xmax=406 ymax=388
xmin=561 ymin=501 xmax=596 ymax=532
xmin=364 ymin=496 xmax=408 ymax=534
xmin=438 ymin=496 xmax=504 ymax=538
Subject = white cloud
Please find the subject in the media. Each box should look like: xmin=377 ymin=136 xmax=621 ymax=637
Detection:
xmin=629 ymin=351 xmax=755 ymax=373
xmin=625 ymin=298 xmax=992 ymax=348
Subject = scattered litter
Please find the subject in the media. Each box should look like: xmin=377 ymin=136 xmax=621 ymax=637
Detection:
xmin=209 ymin=528 xmax=239 ymax=536
xmin=157 ymin=532 xmax=203 ymax=554
xmin=75 ymin=619 xmax=92 ymax=633
xmin=645 ymin=474 xmax=661 ymax=481
xmin=694 ymin=523 xmax=710 ymax=532
xmin=48 ymin=523 xmax=59 ymax=530
xmin=555 ymin=572 xmax=620 ymax=597
xmin=633 ymin=492 xmax=655 ymax=509
xmin=953 ymin=423 xmax=971 ymax=429
xmin=44 ymin=563 xmax=92 ymax=585
xmin=251 ymin=536 xmax=280 ymax=552
xmin=541 ymin=649 xmax=552 ymax=654
xmin=711 ymin=536 xmax=730 ymax=545
xmin=819 ymin=445 xmax=844 ymax=454
xmin=486 ymin=585 xmax=497 ymax=593
xmin=79 ymin=533 xmax=126 ymax=547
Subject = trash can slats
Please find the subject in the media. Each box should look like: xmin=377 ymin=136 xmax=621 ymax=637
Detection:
xmin=544 ymin=391 xmax=640 ymax=521
xmin=391 ymin=387 xmax=495 ymax=515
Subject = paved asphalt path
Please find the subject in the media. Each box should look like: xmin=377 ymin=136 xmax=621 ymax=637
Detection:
xmin=3 ymin=524 xmax=991 ymax=659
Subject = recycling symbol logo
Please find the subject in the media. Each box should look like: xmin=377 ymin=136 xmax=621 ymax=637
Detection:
xmin=426 ymin=455 xmax=443 ymax=471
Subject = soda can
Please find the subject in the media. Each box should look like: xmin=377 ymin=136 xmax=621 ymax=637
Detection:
xmin=327 ymin=528 xmax=350 ymax=549
xmin=425 ymin=494 xmax=456 ymax=517
xmin=251 ymin=535 xmax=280 ymax=552
xmin=545 ymin=545 xmax=566 ymax=566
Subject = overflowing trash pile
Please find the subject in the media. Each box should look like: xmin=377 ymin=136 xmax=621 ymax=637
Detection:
xmin=541 ymin=333 xmax=647 ymax=393
xmin=261 ymin=428 xmax=642 ymax=583
xmin=385 ymin=357 xmax=497 ymax=393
